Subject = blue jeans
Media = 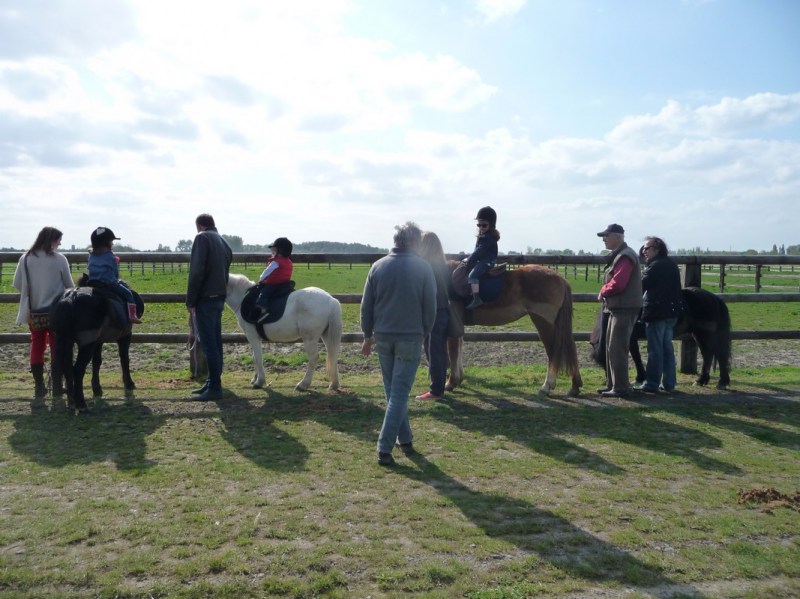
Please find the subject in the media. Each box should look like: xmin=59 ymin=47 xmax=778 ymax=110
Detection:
xmin=195 ymin=297 xmax=225 ymax=390
xmin=467 ymin=262 xmax=491 ymax=285
xmin=644 ymin=317 xmax=678 ymax=391
xmin=425 ymin=308 xmax=449 ymax=396
xmin=376 ymin=336 xmax=422 ymax=454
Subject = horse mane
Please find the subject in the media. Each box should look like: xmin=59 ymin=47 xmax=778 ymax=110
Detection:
xmin=228 ymin=273 xmax=256 ymax=290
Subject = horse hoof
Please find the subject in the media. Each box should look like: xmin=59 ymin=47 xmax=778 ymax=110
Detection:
xmin=566 ymin=388 xmax=581 ymax=398
xmin=295 ymin=384 xmax=310 ymax=392
xmin=537 ymin=387 xmax=551 ymax=398
xmin=444 ymin=383 xmax=456 ymax=392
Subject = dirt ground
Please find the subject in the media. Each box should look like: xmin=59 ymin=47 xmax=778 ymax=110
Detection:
xmin=1 ymin=337 xmax=798 ymax=379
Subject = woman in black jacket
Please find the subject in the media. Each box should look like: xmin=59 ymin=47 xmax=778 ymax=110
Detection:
xmin=638 ymin=236 xmax=684 ymax=393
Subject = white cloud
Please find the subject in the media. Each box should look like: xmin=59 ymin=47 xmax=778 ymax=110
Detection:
xmin=0 ymin=2 xmax=797 ymax=255
xmin=473 ymin=0 xmax=527 ymax=23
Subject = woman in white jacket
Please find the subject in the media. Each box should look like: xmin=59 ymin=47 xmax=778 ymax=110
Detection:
xmin=13 ymin=227 xmax=74 ymax=399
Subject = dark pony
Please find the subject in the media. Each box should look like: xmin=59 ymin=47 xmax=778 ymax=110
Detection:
xmin=590 ymin=287 xmax=732 ymax=389
xmin=49 ymin=275 xmax=143 ymax=412
xmin=446 ymin=262 xmax=583 ymax=397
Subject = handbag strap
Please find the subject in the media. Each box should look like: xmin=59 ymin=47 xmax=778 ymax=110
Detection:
xmin=23 ymin=253 xmax=35 ymax=313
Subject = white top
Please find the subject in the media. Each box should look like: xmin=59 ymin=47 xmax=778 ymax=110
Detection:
xmin=12 ymin=251 xmax=75 ymax=326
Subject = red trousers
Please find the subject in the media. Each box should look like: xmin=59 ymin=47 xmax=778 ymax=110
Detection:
xmin=29 ymin=327 xmax=55 ymax=366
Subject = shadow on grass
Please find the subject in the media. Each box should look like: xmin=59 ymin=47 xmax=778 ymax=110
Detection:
xmin=654 ymin=393 xmax=800 ymax=452
xmin=213 ymin=390 xmax=310 ymax=472
xmin=5 ymin=397 xmax=163 ymax=471
xmin=399 ymin=452 xmax=707 ymax=597
xmin=435 ymin=386 xmax=742 ymax=475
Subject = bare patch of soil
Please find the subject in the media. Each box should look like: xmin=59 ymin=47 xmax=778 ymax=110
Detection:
xmin=1 ymin=338 xmax=799 ymax=377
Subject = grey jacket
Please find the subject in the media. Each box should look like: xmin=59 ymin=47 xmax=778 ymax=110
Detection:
xmin=186 ymin=227 xmax=233 ymax=307
xmin=360 ymin=248 xmax=437 ymax=339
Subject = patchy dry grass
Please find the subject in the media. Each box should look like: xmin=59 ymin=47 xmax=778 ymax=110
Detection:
xmin=0 ymin=359 xmax=798 ymax=598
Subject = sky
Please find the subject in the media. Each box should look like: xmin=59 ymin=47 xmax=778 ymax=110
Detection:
xmin=0 ymin=0 xmax=798 ymax=254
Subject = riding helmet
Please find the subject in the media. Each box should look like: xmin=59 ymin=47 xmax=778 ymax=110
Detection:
xmin=475 ymin=206 xmax=497 ymax=228
xmin=269 ymin=237 xmax=293 ymax=257
xmin=90 ymin=227 xmax=120 ymax=248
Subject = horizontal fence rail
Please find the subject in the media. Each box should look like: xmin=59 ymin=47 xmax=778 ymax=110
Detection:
xmin=0 ymin=291 xmax=798 ymax=345
xmin=2 ymin=253 xmax=799 ymax=350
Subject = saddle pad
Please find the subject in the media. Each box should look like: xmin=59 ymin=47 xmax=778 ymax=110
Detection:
xmin=84 ymin=283 xmax=144 ymax=327
xmin=451 ymin=262 xmax=504 ymax=302
xmin=240 ymin=282 xmax=294 ymax=327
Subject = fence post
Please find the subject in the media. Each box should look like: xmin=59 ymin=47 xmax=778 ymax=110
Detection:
xmin=680 ymin=258 xmax=701 ymax=375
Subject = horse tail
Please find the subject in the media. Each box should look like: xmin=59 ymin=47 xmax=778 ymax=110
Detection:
xmin=48 ymin=291 xmax=75 ymax=391
xmin=716 ymin=294 xmax=733 ymax=372
xmin=550 ymin=281 xmax=580 ymax=377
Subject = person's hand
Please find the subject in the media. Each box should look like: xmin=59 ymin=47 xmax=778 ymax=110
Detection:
xmin=361 ymin=336 xmax=374 ymax=356
xmin=597 ymin=292 xmax=603 ymax=302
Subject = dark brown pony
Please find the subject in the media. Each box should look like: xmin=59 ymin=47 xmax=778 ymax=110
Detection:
xmin=49 ymin=276 xmax=142 ymax=412
xmin=445 ymin=263 xmax=583 ymax=397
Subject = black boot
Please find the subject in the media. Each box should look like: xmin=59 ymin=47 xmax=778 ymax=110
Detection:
xmin=31 ymin=364 xmax=47 ymax=400
xmin=465 ymin=294 xmax=483 ymax=310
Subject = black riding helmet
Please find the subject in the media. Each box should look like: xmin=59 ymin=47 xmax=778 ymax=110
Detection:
xmin=475 ymin=206 xmax=497 ymax=228
xmin=90 ymin=226 xmax=120 ymax=249
xmin=269 ymin=237 xmax=293 ymax=257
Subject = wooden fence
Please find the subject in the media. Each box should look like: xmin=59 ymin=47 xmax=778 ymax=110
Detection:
xmin=1 ymin=253 xmax=799 ymax=375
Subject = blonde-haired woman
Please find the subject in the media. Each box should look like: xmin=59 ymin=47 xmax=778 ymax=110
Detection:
xmin=13 ymin=227 xmax=74 ymax=399
xmin=416 ymin=231 xmax=451 ymax=400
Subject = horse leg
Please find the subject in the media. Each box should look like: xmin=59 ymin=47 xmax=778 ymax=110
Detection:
xmin=445 ymin=336 xmax=463 ymax=391
xmin=53 ymin=334 xmax=73 ymax=407
xmin=91 ymin=343 xmax=104 ymax=398
xmin=716 ymin=349 xmax=731 ymax=390
xmin=296 ymin=337 xmax=319 ymax=391
xmin=630 ymin=337 xmax=646 ymax=383
xmin=246 ymin=327 xmax=266 ymax=388
xmin=693 ymin=333 xmax=712 ymax=387
xmin=117 ymin=335 xmax=136 ymax=395
xmin=72 ymin=344 xmax=95 ymax=412
xmin=322 ymin=329 xmax=341 ymax=392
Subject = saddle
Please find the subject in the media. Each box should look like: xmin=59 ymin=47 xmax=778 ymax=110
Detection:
xmin=240 ymin=281 xmax=295 ymax=339
xmin=450 ymin=262 xmax=507 ymax=303
xmin=82 ymin=280 xmax=144 ymax=327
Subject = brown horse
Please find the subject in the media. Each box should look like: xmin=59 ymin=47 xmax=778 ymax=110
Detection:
xmin=446 ymin=263 xmax=583 ymax=397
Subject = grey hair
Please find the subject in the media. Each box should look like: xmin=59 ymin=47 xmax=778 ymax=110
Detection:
xmin=393 ymin=221 xmax=422 ymax=249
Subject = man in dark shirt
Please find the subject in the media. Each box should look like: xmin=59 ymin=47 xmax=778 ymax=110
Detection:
xmin=186 ymin=213 xmax=233 ymax=401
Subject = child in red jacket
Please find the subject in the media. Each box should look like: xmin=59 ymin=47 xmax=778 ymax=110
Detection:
xmin=254 ymin=237 xmax=293 ymax=323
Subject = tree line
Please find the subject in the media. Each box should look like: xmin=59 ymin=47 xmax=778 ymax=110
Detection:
xmin=3 ymin=240 xmax=798 ymax=255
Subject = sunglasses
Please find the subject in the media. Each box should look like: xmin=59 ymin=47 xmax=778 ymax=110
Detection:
xmin=477 ymin=223 xmax=490 ymax=229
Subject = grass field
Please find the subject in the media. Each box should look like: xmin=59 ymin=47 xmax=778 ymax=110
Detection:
xmin=1 ymin=261 xmax=798 ymax=336
xmin=0 ymin=261 xmax=799 ymax=597
xmin=1 ymin=365 xmax=799 ymax=598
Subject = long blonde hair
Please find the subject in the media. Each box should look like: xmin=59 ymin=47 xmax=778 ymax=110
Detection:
xmin=420 ymin=231 xmax=446 ymax=264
